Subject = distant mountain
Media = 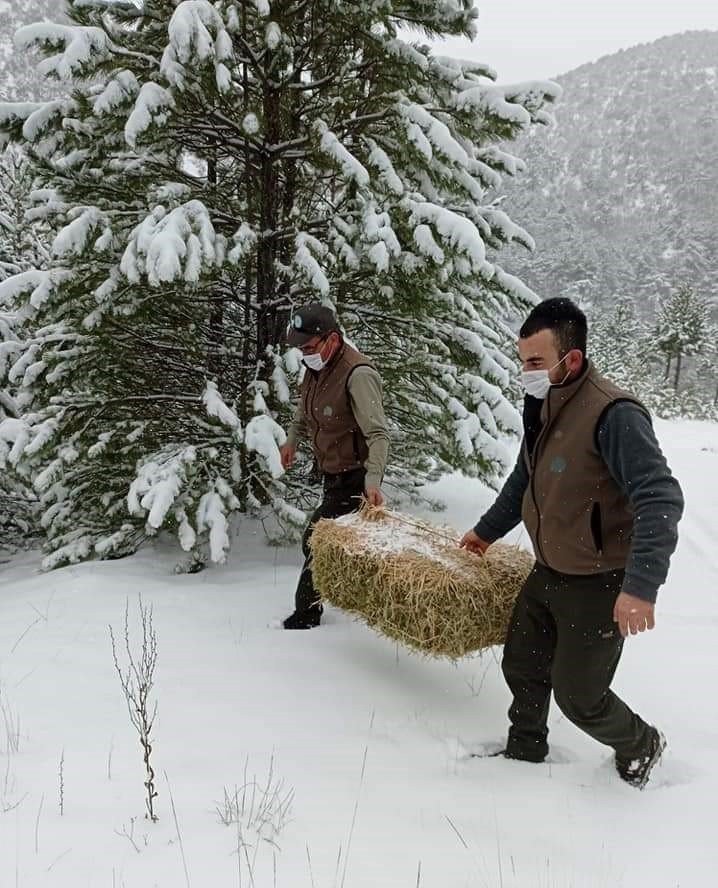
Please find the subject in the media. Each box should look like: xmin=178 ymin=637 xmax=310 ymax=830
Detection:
xmin=500 ymin=30 xmax=718 ymax=312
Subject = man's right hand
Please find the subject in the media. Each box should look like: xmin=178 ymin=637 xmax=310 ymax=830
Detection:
xmin=459 ymin=529 xmax=490 ymax=556
xmin=279 ymin=443 xmax=296 ymax=470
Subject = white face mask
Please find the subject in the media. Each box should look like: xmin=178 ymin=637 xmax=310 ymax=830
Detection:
xmin=520 ymin=355 xmax=570 ymax=399
xmin=302 ymin=352 xmax=326 ymax=371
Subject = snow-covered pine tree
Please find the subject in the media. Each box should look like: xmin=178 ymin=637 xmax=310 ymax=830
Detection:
xmin=586 ymin=294 xmax=652 ymax=392
xmin=654 ymin=284 xmax=709 ymax=391
xmin=0 ymin=0 xmax=559 ymax=568
xmin=0 ymin=146 xmax=49 ymax=544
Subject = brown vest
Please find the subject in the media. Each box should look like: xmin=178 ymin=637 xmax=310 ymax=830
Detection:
xmin=300 ymin=343 xmax=372 ymax=476
xmin=521 ymin=362 xmax=647 ymax=574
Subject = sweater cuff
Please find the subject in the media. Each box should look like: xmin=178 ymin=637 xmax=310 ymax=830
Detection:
xmin=621 ymin=574 xmax=658 ymax=604
xmin=473 ymin=519 xmax=502 ymax=544
xmin=364 ymin=473 xmax=382 ymax=491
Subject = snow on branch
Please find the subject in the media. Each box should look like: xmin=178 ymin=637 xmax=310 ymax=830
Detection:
xmin=454 ymin=79 xmax=562 ymax=130
xmin=315 ymin=121 xmax=370 ymax=187
xmin=362 ymin=206 xmax=401 ymax=272
xmin=15 ymin=23 xmax=113 ymax=80
xmin=366 ymin=141 xmax=404 ymax=195
xmin=93 ymin=70 xmax=140 ymax=117
xmin=294 ymin=233 xmax=330 ymax=296
xmin=128 ymin=444 xmax=197 ymax=531
xmin=407 ymin=202 xmax=489 ymax=273
xmin=398 ymin=103 xmax=470 ymax=167
xmin=245 ymin=413 xmax=285 ymax=479
xmin=202 ymin=381 xmax=243 ymax=439
xmin=431 ymin=55 xmax=497 ymax=83
xmin=502 ymin=81 xmax=563 ymax=126
xmin=0 ymin=102 xmax=44 ymax=144
xmin=52 ymin=207 xmax=108 ymax=258
xmin=196 ymin=484 xmax=237 ymax=563
xmin=453 ymin=83 xmax=531 ymax=125
xmin=120 ymin=200 xmax=220 ymax=286
xmin=124 ymin=82 xmax=176 ymax=148
xmin=480 ymin=207 xmax=535 ymax=250
xmin=0 ymin=269 xmax=74 ymax=314
xmin=161 ymin=0 xmax=235 ymax=90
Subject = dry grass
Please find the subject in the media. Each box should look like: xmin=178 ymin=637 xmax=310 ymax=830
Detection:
xmin=310 ymin=506 xmax=533 ymax=660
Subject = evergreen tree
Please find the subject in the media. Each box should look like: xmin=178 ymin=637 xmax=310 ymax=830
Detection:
xmin=654 ymin=284 xmax=709 ymax=391
xmin=0 ymin=0 xmax=559 ymax=567
xmin=0 ymin=146 xmax=49 ymax=543
xmin=587 ymin=294 xmax=651 ymax=392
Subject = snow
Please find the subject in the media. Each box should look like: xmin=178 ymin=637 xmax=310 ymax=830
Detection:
xmin=316 ymin=122 xmax=370 ymax=187
xmin=408 ymin=201 xmax=489 ymax=273
xmin=0 ymin=269 xmax=73 ymax=315
xmin=0 ymin=102 xmax=44 ymax=135
xmin=202 ymin=381 xmax=242 ymax=436
xmin=196 ymin=490 xmax=231 ymax=563
xmin=244 ymin=413 xmax=285 ymax=479
xmin=414 ymin=224 xmax=445 ymax=264
xmin=124 ymin=82 xmax=176 ymax=149
xmin=159 ymin=1 xmax=233 ymax=90
xmin=93 ymin=71 xmax=139 ymax=117
xmin=0 ymin=419 xmax=715 ymax=886
xmin=294 ymin=233 xmax=330 ymax=296
xmin=366 ymin=141 xmax=404 ymax=195
xmin=52 ymin=208 xmax=105 ymax=258
xmin=265 ymin=22 xmax=282 ymax=51
xmin=165 ymin=1 xmax=226 ymax=66
xmin=15 ymin=23 xmax=112 ymax=80
xmin=120 ymin=201 xmax=218 ymax=286
xmin=242 ymin=112 xmax=260 ymax=135
xmin=398 ymin=103 xmax=470 ymax=167
xmin=127 ymin=445 xmax=197 ymax=532
xmin=334 ymin=511 xmax=471 ymax=573
xmin=21 ymin=101 xmax=70 ymax=144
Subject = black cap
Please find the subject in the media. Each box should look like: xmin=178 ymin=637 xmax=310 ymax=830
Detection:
xmin=286 ymin=303 xmax=339 ymax=346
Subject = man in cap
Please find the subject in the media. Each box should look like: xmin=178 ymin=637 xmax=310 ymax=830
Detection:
xmin=281 ymin=303 xmax=390 ymax=629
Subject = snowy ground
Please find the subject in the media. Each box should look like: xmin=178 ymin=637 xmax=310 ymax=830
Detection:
xmin=1 ymin=418 xmax=716 ymax=888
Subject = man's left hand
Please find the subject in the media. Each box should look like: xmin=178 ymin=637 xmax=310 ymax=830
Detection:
xmin=365 ymin=486 xmax=384 ymax=507
xmin=613 ymin=592 xmax=656 ymax=638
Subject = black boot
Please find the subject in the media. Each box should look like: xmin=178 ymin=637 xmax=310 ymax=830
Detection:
xmin=283 ymin=605 xmax=323 ymax=630
xmin=615 ymin=727 xmax=666 ymax=789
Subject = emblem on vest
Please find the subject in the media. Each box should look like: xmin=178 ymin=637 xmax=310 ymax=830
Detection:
xmin=550 ymin=456 xmax=567 ymax=473
xmin=323 ymin=405 xmax=333 ymax=417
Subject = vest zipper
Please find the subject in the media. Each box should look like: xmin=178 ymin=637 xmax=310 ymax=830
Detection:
xmin=590 ymin=502 xmax=604 ymax=555
xmin=529 ymin=395 xmax=552 ymax=566
xmin=352 ymin=429 xmax=361 ymax=464
xmin=308 ymin=372 xmax=321 ymax=459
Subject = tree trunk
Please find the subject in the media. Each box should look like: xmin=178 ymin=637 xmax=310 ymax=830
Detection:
xmin=206 ymin=149 xmax=224 ymax=382
xmin=673 ymin=350 xmax=682 ymax=391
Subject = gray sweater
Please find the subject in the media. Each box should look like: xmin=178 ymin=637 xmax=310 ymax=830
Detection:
xmin=474 ymin=401 xmax=684 ymax=602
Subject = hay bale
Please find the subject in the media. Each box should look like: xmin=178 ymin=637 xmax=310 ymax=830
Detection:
xmin=310 ymin=506 xmax=534 ymax=659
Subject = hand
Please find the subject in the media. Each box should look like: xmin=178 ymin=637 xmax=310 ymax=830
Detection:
xmin=613 ymin=592 xmax=656 ymax=638
xmin=279 ymin=443 xmax=296 ymax=470
xmin=459 ymin=529 xmax=490 ymax=556
xmin=364 ymin=486 xmax=384 ymax=507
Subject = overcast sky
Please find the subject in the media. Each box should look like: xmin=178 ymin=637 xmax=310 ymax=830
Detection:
xmin=433 ymin=0 xmax=717 ymax=82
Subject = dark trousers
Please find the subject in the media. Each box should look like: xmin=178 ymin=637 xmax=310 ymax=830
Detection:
xmin=502 ymin=563 xmax=653 ymax=762
xmin=293 ymin=468 xmax=366 ymax=615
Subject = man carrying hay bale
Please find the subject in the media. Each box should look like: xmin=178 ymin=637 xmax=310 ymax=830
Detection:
xmin=280 ymin=304 xmax=390 ymax=630
xmin=461 ymin=298 xmax=684 ymax=789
